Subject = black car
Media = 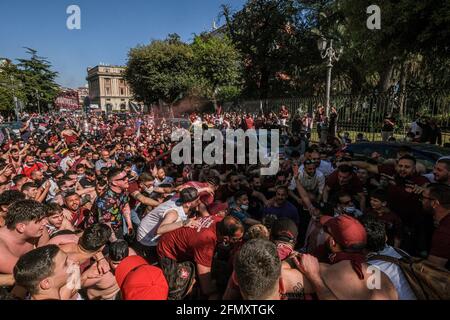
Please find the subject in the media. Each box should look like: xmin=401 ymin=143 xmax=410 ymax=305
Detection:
xmin=342 ymin=142 xmax=450 ymax=171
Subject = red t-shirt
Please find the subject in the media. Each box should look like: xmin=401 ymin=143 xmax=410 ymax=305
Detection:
xmin=378 ymin=164 xmax=429 ymax=225
xmin=63 ymin=134 xmax=77 ymax=145
xmin=326 ymin=171 xmax=364 ymax=196
xmin=245 ymin=117 xmax=254 ymax=129
xmin=157 ymin=216 xmax=222 ymax=267
xmin=127 ymin=181 xmax=140 ymax=209
xmin=430 ymin=214 xmax=450 ymax=262
xmin=20 ymin=162 xmax=45 ymax=178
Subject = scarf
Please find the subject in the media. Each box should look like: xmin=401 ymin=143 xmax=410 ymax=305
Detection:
xmin=329 ymin=252 xmax=366 ymax=280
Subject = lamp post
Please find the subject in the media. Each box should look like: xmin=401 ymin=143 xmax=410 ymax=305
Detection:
xmin=35 ymin=89 xmax=43 ymax=114
xmin=317 ymin=38 xmax=343 ymax=118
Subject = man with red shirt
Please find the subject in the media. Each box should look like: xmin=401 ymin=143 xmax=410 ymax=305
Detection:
xmin=421 ymin=183 xmax=450 ymax=269
xmin=157 ymin=215 xmax=244 ymax=298
xmin=244 ymin=114 xmax=254 ymax=130
xmin=342 ymin=155 xmax=430 ymax=255
xmin=323 ymin=164 xmax=366 ymax=212
xmin=19 ymin=154 xmax=47 ymax=178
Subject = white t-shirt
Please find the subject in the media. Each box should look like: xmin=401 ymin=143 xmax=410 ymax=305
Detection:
xmin=289 ymin=167 xmax=325 ymax=194
xmin=137 ymin=199 xmax=187 ymax=247
xmin=59 ymin=156 xmax=74 ymax=173
xmin=316 ymin=160 xmax=334 ymax=177
xmin=367 ymin=246 xmax=417 ymax=300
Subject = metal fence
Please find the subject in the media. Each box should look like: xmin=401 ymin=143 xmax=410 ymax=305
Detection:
xmin=224 ymin=92 xmax=450 ymax=144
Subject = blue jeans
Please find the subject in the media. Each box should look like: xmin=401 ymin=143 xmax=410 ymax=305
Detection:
xmin=122 ymin=209 xmax=141 ymax=235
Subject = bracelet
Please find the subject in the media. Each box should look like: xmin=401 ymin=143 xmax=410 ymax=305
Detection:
xmin=96 ymin=257 xmax=105 ymax=262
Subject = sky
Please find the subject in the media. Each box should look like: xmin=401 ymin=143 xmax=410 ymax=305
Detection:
xmin=0 ymin=0 xmax=246 ymax=88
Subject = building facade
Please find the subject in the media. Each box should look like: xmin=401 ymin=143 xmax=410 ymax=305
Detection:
xmin=76 ymin=85 xmax=89 ymax=106
xmin=86 ymin=65 xmax=139 ymax=112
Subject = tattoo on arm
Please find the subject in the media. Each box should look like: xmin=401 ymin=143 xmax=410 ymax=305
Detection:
xmin=289 ymin=282 xmax=305 ymax=300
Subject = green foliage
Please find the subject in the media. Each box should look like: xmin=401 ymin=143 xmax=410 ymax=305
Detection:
xmin=191 ymin=35 xmax=241 ymax=99
xmin=16 ymin=48 xmax=59 ymax=112
xmin=125 ymin=33 xmax=242 ymax=106
xmin=125 ymin=37 xmax=194 ymax=105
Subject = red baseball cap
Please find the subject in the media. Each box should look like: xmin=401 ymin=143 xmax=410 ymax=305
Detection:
xmin=320 ymin=214 xmax=367 ymax=249
xmin=115 ymin=256 xmax=169 ymax=300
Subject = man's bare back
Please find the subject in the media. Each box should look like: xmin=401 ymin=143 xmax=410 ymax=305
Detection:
xmin=282 ymin=259 xmax=398 ymax=300
xmin=0 ymin=228 xmax=36 ymax=274
xmin=320 ymin=261 xmax=398 ymax=300
xmin=82 ymin=264 xmax=120 ymax=300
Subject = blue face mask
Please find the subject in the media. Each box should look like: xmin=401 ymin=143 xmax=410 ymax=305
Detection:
xmin=343 ymin=206 xmax=356 ymax=214
xmin=240 ymin=204 xmax=249 ymax=211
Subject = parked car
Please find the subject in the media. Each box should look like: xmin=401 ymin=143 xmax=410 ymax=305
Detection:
xmin=342 ymin=142 xmax=450 ymax=171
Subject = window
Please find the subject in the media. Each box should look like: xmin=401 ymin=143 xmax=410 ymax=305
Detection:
xmin=104 ymin=78 xmax=111 ymax=96
xmin=120 ymin=88 xmax=125 ymax=95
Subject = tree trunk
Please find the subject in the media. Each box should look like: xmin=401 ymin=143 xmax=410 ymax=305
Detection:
xmin=378 ymin=61 xmax=395 ymax=93
xmin=259 ymin=69 xmax=270 ymax=100
xmin=398 ymin=61 xmax=408 ymax=117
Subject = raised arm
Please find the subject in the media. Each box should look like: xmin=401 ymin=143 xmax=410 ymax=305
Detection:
xmin=340 ymin=161 xmax=379 ymax=175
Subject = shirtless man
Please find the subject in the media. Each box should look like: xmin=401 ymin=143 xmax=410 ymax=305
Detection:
xmin=59 ymin=223 xmax=111 ymax=272
xmin=281 ymin=215 xmax=398 ymax=300
xmin=13 ymin=245 xmax=72 ymax=300
xmin=58 ymin=224 xmax=112 ymax=299
xmin=82 ymin=240 xmax=136 ymax=300
xmin=0 ymin=190 xmax=25 ymax=228
xmin=0 ymin=200 xmax=47 ymax=275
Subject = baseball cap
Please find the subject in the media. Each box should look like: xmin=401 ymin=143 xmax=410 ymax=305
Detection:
xmin=320 ymin=214 xmax=367 ymax=249
xmin=115 ymin=256 xmax=169 ymax=300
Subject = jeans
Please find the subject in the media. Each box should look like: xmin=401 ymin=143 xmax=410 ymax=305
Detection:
xmin=122 ymin=209 xmax=141 ymax=235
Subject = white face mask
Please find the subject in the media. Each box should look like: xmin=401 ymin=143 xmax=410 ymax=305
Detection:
xmin=145 ymin=186 xmax=154 ymax=194
xmin=240 ymin=204 xmax=249 ymax=211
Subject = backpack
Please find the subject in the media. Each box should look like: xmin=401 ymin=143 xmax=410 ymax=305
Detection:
xmin=160 ymin=257 xmax=196 ymax=300
xmin=368 ymin=249 xmax=450 ymax=300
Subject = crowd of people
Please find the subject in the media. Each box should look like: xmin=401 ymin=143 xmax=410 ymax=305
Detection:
xmin=0 ymin=108 xmax=448 ymax=301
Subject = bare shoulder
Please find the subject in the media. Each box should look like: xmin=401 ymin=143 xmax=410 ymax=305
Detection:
xmin=59 ymin=242 xmax=78 ymax=253
xmin=322 ymin=261 xmax=398 ymax=300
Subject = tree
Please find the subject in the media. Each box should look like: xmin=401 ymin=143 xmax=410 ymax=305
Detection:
xmin=191 ymin=34 xmax=242 ymax=108
xmin=0 ymin=61 xmax=26 ymax=112
xmin=16 ymin=48 xmax=59 ymax=113
xmin=125 ymin=36 xmax=195 ymax=105
xmin=222 ymin=0 xmax=322 ymax=99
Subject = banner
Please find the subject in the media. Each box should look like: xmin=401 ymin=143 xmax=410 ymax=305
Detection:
xmin=54 ymin=90 xmax=80 ymax=110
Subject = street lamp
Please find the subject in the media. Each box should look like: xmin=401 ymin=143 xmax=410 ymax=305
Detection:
xmin=35 ymin=89 xmax=43 ymax=114
xmin=317 ymin=37 xmax=343 ymax=118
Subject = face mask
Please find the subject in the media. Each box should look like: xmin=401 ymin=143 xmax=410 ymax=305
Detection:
xmin=145 ymin=186 xmax=154 ymax=194
xmin=240 ymin=204 xmax=249 ymax=211
xmin=343 ymin=206 xmax=356 ymax=214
